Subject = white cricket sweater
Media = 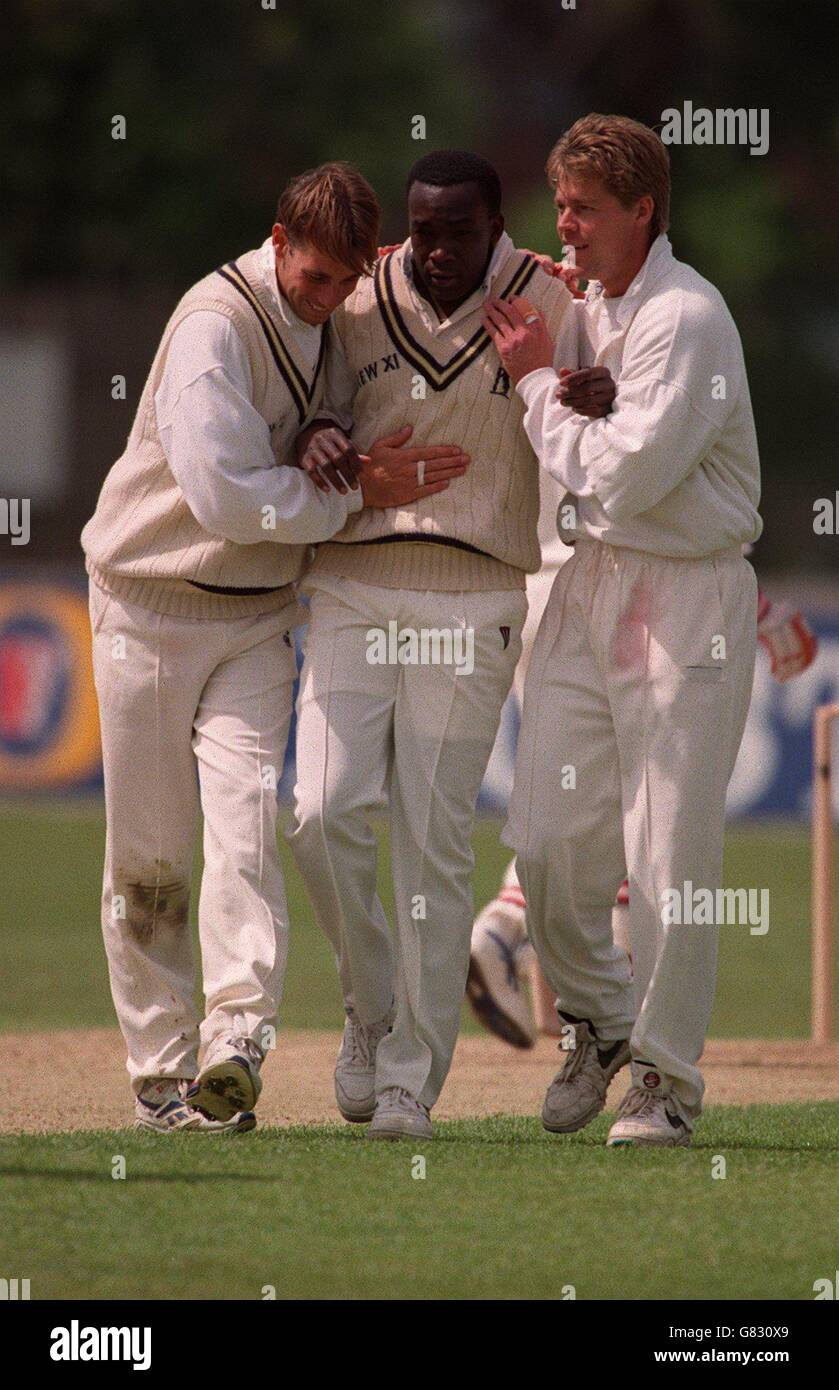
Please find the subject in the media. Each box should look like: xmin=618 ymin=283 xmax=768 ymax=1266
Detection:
xmin=310 ymin=232 xmax=578 ymax=591
xmin=81 ymin=239 xmax=361 ymax=618
xmin=516 ymin=235 xmax=762 ymax=558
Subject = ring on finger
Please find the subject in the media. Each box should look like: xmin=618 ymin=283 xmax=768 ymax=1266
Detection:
xmin=417 ymin=459 xmax=426 ymax=486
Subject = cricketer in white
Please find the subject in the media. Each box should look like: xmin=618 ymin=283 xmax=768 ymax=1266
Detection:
xmin=287 ymin=152 xmax=591 ymax=1141
xmin=82 ymin=163 xmax=467 ymax=1132
xmin=491 ymin=225 xmax=762 ymax=1141
xmin=82 ymin=239 xmax=362 ymax=1131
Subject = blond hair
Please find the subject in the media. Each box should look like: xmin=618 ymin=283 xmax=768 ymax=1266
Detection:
xmin=276 ymin=162 xmax=381 ymax=276
xmin=546 ymin=115 xmax=671 ymax=240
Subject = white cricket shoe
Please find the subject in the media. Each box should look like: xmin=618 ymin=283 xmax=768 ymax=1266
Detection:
xmin=607 ymin=1088 xmax=692 ymax=1148
xmin=542 ymin=1020 xmax=631 ymax=1133
xmin=367 ymin=1087 xmax=432 ymax=1141
xmin=466 ymin=900 xmax=536 ymax=1048
xmin=186 ymin=1035 xmax=263 ymax=1121
xmin=334 ymin=1011 xmax=393 ymax=1123
xmin=135 ymin=1078 xmax=256 ymax=1135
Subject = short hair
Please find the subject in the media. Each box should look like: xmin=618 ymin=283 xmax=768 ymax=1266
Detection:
xmin=545 ymin=114 xmax=671 ymax=240
xmin=406 ymin=149 xmax=502 ymax=216
xmin=276 ymin=162 xmax=381 ymax=276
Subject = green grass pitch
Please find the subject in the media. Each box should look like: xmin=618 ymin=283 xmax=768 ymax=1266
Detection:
xmin=0 ymin=802 xmax=836 ymax=1037
xmin=1 ymin=1107 xmax=837 ymax=1300
xmin=1 ymin=802 xmax=836 ymax=1300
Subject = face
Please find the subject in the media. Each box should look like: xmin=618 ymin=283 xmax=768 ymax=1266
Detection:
xmin=408 ymin=181 xmax=503 ymax=310
xmin=272 ymin=225 xmax=361 ymax=325
xmin=553 ymin=173 xmax=653 ymax=293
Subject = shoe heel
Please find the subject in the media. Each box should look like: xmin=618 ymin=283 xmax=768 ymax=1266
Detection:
xmin=187 ymin=1061 xmax=257 ymax=1121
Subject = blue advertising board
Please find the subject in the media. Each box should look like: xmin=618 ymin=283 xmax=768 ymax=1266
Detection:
xmin=1 ymin=571 xmax=837 ymax=821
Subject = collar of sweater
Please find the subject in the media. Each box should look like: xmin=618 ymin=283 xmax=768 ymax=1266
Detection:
xmin=584 ymin=233 xmax=674 ymax=326
xmin=399 ymin=230 xmax=517 ymax=327
xmin=256 ymin=236 xmax=323 ymax=344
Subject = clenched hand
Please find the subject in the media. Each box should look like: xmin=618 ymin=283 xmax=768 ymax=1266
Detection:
xmin=557 ymin=366 xmax=616 ymax=418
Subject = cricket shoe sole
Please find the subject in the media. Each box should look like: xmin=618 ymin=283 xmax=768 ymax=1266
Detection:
xmin=186 ymin=1056 xmax=262 ymax=1122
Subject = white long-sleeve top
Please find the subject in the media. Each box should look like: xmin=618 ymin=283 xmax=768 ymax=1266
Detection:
xmin=310 ymin=232 xmax=581 ymax=591
xmin=154 ymin=238 xmax=361 ymax=547
xmin=516 ymin=235 xmax=762 ymax=557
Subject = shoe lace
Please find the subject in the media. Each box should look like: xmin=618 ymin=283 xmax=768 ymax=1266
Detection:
xmin=345 ymin=1017 xmax=369 ymax=1066
xmin=345 ymin=1015 xmax=391 ymax=1067
xmin=379 ymin=1086 xmax=429 ymax=1118
xmin=555 ymin=1026 xmax=596 ymax=1083
xmin=617 ymin=1086 xmax=662 ymax=1120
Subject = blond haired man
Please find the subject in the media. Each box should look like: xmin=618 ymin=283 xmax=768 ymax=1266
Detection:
xmin=484 ymin=116 xmax=762 ymax=1146
xmin=83 ymin=162 xmax=468 ymax=1133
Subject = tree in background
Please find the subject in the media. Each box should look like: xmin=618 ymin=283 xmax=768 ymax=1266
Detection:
xmin=3 ymin=0 xmax=837 ymax=567
xmin=2 ymin=0 xmax=479 ymax=286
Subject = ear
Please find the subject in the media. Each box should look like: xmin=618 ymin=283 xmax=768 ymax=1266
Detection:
xmin=635 ymin=196 xmax=654 ymax=231
xmin=273 ymin=223 xmax=289 ymax=256
xmin=489 ymin=211 xmax=505 ymax=246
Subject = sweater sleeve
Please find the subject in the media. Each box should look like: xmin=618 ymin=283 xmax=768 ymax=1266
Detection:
xmin=155 ymin=311 xmax=362 ymax=545
xmin=551 ymin=292 xmax=581 ymax=374
xmin=515 ymin=298 xmax=728 ymax=524
xmin=531 ymin=272 xmax=580 ymax=373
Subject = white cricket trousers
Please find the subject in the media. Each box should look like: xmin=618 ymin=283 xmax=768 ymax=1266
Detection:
xmin=503 ymin=540 xmax=757 ymax=1120
xmin=501 ymin=556 xmax=633 ymax=965
xmin=89 ymin=581 xmax=299 ymax=1092
xmin=289 ymin=576 xmax=527 ymax=1108
xmin=499 ymin=561 xmax=559 ymax=889
xmin=515 ymin=562 xmax=560 ymax=706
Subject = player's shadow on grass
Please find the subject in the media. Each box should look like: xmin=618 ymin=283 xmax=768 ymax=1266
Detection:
xmin=0 ymin=1168 xmax=283 ymax=1182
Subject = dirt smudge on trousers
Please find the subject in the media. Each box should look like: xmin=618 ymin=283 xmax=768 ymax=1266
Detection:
xmin=121 ymin=860 xmax=190 ymax=943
